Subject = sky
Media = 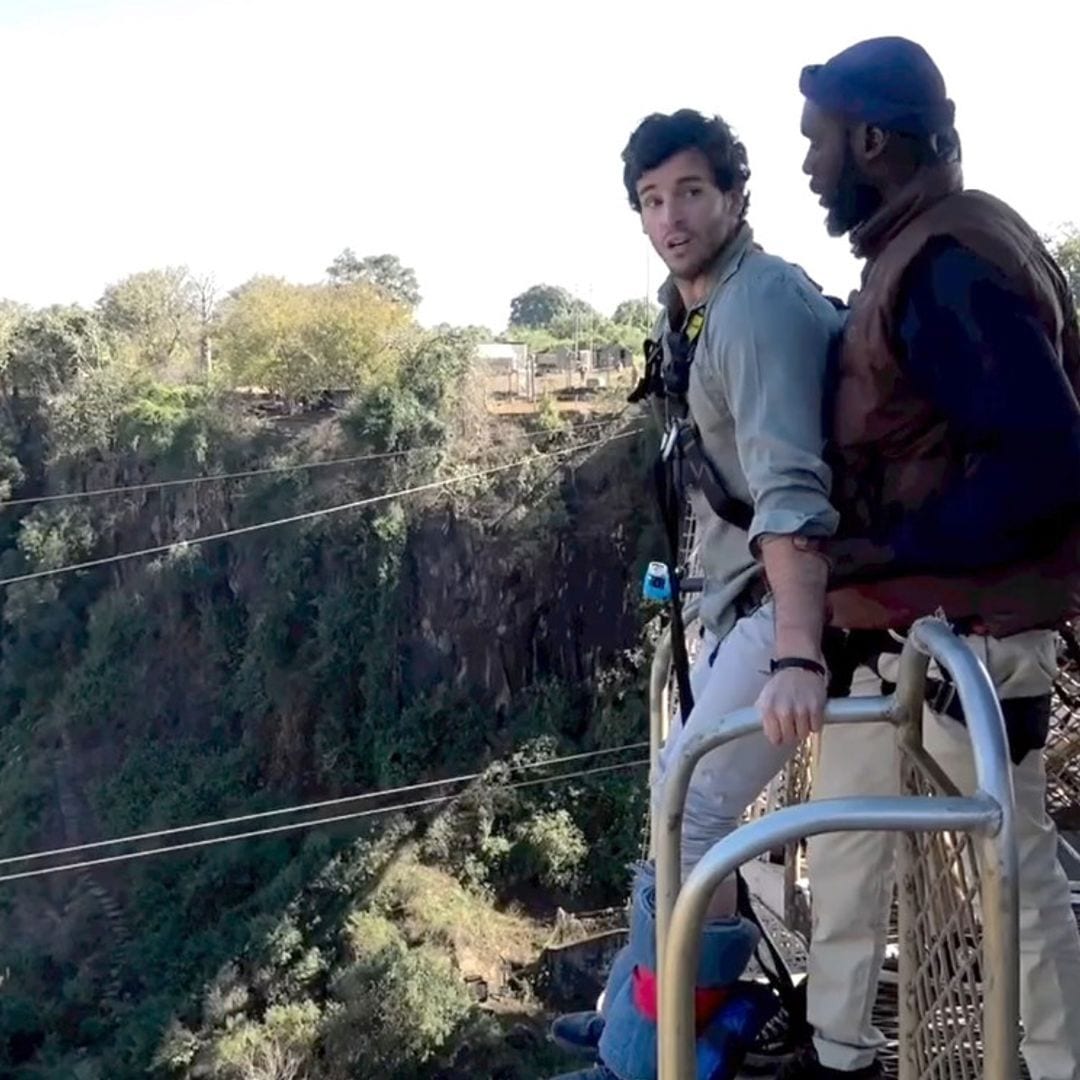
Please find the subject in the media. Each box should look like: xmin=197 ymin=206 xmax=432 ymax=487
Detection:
xmin=0 ymin=0 xmax=1075 ymax=332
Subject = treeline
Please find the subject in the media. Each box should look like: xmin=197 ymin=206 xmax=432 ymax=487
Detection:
xmin=502 ymin=284 xmax=660 ymax=359
xmin=0 ymin=251 xmax=457 ymax=410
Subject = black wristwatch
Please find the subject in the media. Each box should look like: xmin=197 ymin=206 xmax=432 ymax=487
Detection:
xmin=769 ymin=656 xmax=828 ymax=678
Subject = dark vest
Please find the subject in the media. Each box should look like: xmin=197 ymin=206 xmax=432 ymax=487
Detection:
xmin=826 ymin=167 xmax=1080 ymax=637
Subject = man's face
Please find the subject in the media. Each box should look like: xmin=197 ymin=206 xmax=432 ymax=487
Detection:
xmin=635 ymin=148 xmax=743 ymax=280
xmin=800 ymin=100 xmax=881 ymax=237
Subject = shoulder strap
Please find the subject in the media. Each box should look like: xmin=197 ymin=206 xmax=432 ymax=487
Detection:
xmin=628 ymin=336 xmax=665 ymax=404
xmin=637 ymin=304 xmax=757 ymax=722
xmin=1061 ymin=624 xmax=1080 ymax=669
xmin=656 ymin=309 xmax=755 ymax=532
xmin=654 ymin=449 xmax=696 ymax=719
xmin=669 ymin=423 xmax=754 ymax=533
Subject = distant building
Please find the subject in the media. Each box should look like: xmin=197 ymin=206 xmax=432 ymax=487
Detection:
xmin=480 ymin=341 xmax=534 ymax=399
xmin=534 ymin=348 xmax=596 ymax=374
xmin=594 ymin=344 xmax=633 ymax=370
xmin=477 ymin=342 xmax=528 ymax=375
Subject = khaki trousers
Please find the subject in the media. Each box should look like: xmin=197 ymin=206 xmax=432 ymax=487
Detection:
xmin=808 ymin=630 xmax=1080 ymax=1080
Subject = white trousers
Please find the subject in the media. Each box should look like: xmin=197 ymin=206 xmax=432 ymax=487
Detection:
xmin=808 ymin=630 xmax=1080 ymax=1080
xmin=653 ymin=602 xmax=794 ymax=882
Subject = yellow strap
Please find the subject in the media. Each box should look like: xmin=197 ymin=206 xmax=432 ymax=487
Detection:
xmin=685 ymin=309 xmax=705 ymax=343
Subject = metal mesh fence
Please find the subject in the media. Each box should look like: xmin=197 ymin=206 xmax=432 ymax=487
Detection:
xmin=829 ymin=649 xmax=1080 ymax=1079
xmin=780 ymin=742 xmax=816 ymax=937
xmin=1046 ymin=659 xmax=1080 ymax=830
xmin=895 ymin=744 xmax=987 ymax=1080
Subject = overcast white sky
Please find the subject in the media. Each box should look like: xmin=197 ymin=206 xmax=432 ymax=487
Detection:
xmin=0 ymin=0 xmax=1075 ymax=331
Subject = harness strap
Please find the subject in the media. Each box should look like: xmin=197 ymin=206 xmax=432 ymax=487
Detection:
xmin=736 ymin=872 xmax=809 ymax=1041
xmin=628 ymin=336 xmax=665 ymax=404
xmin=1061 ymin=625 xmax=1080 ymax=669
xmin=671 ymin=421 xmax=755 ymax=533
xmin=655 ymin=451 xmax=696 ymax=719
xmin=838 ymin=628 xmax=1052 ymax=765
xmin=639 ymin=307 xmax=756 ymax=722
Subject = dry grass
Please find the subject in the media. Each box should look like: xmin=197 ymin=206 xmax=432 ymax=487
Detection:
xmin=366 ymin=849 xmax=545 ymax=987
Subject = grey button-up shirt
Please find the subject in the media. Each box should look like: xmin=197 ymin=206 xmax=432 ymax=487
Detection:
xmin=657 ymin=224 xmax=842 ymax=640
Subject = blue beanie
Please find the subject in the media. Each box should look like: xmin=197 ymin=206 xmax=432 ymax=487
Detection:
xmin=800 ymin=36 xmax=955 ymax=137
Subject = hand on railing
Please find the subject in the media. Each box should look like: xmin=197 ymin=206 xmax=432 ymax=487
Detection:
xmin=756 ymin=662 xmax=829 ymax=746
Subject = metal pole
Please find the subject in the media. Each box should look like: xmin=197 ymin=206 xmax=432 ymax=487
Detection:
xmin=905 ymin=620 xmax=1015 ymax=859
xmin=648 ymin=622 xmax=673 ymax=858
xmin=648 ymin=601 xmax=700 ymax=774
xmin=658 ymin=796 xmax=1000 ymax=1080
xmin=648 ymin=599 xmax=698 ymax=857
xmin=907 ymin=618 xmax=1020 ymax=1080
xmin=653 ymin=697 xmax=894 ymax=1030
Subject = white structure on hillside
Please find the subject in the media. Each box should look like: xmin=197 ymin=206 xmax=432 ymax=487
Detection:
xmin=478 ymin=341 xmax=534 ymax=399
xmin=477 ymin=342 xmax=528 ymax=374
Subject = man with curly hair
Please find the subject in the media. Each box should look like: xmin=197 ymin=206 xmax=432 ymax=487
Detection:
xmin=547 ymin=107 xmax=843 ymax=1080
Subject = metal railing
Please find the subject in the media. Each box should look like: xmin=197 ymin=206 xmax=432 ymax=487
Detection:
xmin=652 ymin=616 xmax=1019 ymax=1080
xmin=647 ymin=597 xmax=699 ymax=856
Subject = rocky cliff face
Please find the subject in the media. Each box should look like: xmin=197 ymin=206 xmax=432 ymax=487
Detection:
xmin=400 ymin=433 xmax=654 ymax=710
xmin=4 ymin=419 xmax=657 ymax=932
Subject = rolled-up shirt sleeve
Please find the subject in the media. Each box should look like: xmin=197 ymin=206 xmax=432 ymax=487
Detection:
xmin=712 ymin=270 xmax=840 ymax=550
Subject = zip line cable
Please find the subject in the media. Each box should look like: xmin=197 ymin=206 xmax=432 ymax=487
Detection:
xmin=0 ymin=741 xmax=649 ymax=868
xmin=0 ymin=757 xmax=649 ymax=884
xmin=0 ymin=415 xmax=637 ymax=510
xmin=0 ymin=449 xmax=421 ymax=508
xmin=0 ymin=427 xmax=644 ymax=588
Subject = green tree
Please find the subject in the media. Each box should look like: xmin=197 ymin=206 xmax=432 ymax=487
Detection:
xmin=340 ymin=326 xmax=479 ymax=453
xmin=0 ymin=306 xmax=111 ymax=494
xmin=512 ymin=807 xmax=588 ymax=890
xmin=1049 ymin=225 xmax=1080 ymax=310
xmin=501 ymin=325 xmax=559 ymax=355
xmin=547 ymin=302 xmax=604 ymax=341
xmin=326 ymin=941 xmax=471 ymax=1078
xmin=505 ymin=298 xmax=642 ymax=357
xmin=216 ymin=276 xmax=410 ymax=401
xmin=0 ymin=305 xmax=109 ymax=399
xmin=97 ymin=267 xmax=204 ymax=377
xmin=209 ymin=1000 xmax=321 ymax=1080
xmin=326 ymin=249 xmax=422 ymax=308
xmin=508 ymin=284 xmax=575 ymax=329
xmin=612 ymin=297 xmax=661 ymax=333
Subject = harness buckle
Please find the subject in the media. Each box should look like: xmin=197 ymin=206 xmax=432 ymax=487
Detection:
xmin=927 ymin=675 xmax=957 ymax=716
xmin=660 ymin=423 xmax=680 ymax=462
xmin=662 ymin=416 xmax=694 ymax=460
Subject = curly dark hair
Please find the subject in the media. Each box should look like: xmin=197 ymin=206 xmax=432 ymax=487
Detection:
xmin=622 ymin=109 xmax=751 ymax=216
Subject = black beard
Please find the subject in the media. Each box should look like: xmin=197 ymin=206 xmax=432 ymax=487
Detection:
xmin=826 ymin=144 xmax=882 ymax=237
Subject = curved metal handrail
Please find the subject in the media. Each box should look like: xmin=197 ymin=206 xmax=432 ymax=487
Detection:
xmin=654 ymin=615 xmax=1019 ymax=1080
xmin=654 ymin=695 xmax=895 ymax=993
xmin=658 ymin=795 xmax=1002 ymax=1079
